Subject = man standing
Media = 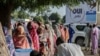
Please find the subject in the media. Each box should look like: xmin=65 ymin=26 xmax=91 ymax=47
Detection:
xmin=84 ymin=23 xmax=91 ymax=50
xmin=68 ymin=24 xmax=75 ymax=43
xmin=89 ymin=25 xmax=92 ymax=51
xmin=91 ymin=24 xmax=99 ymax=55
xmin=56 ymin=37 xmax=84 ymax=56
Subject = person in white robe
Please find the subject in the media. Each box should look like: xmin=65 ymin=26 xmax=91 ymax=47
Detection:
xmin=56 ymin=37 xmax=84 ymax=56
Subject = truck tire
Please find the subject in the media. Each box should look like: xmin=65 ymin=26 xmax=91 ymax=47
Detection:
xmin=75 ymin=37 xmax=85 ymax=46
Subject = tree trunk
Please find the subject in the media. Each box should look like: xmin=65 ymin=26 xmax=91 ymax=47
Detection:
xmin=0 ymin=2 xmax=13 ymax=29
xmin=0 ymin=2 xmax=14 ymax=36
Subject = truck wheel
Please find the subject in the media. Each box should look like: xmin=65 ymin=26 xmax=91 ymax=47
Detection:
xmin=75 ymin=37 xmax=84 ymax=46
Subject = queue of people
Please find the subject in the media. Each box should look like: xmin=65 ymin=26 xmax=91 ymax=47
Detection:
xmin=2 ymin=21 xmax=100 ymax=56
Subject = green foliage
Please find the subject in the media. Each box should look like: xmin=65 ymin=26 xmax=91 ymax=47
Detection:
xmin=9 ymin=0 xmax=95 ymax=19
xmin=49 ymin=13 xmax=61 ymax=25
xmin=33 ymin=16 xmax=44 ymax=24
xmin=61 ymin=15 xmax=66 ymax=24
xmin=0 ymin=0 xmax=94 ymax=20
xmin=42 ymin=14 xmax=49 ymax=24
xmin=0 ymin=0 xmax=94 ymax=27
xmin=11 ymin=8 xmax=30 ymax=19
xmin=0 ymin=0 xmax=93 ymax=12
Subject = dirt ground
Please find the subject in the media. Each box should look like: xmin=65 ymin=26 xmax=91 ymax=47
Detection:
xmin=82 ymin=47 xmax=100 ymax=56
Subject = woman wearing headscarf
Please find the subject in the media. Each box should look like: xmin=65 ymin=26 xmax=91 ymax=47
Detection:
xmin=37 ymin=24 xmax=49 ymax=56
xmin=13 ymin=25 xmax=30 ymax=49
xmin=46 ymin=24 xmax=57 ymax=56
xmin=59 ymin=25 xmax=65 ymax=40
xmin=27 ymin=21 xmax=40 ymax=52
xmin=59 ymin=25 xmax=69 ymax=42
xmin=64 ymin=27 xmax=69 ymax=43
xmin=53 ymin=25 xmax=61 ymax=38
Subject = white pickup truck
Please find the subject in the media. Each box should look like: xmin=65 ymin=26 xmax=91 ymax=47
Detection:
xmin=65 ymin=24 xmax=100 ymax=47
xmin=68 ymin=24 xmax=86 ymax=46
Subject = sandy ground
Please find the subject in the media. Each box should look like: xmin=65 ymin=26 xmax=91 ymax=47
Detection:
xmin=82 ymin=47 xmax=100 ymax=56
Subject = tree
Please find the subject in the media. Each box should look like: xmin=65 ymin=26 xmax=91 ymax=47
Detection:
xmin=11 ymin=8 xmax=30 ymax=19
xmin=42 ymin=14 xmax=49 ymax=24
xmin=33 ymin=16 xmax=44 ymax=24
xmin=49 ymin=13 xmax=61 ymax=25
xmin=0 ymin=0 xmax=93 ymax=28
xmin=61 ymin=15 xmax=66 ymax=24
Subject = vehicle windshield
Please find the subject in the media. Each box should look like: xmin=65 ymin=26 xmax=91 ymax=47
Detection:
xmin=76 ymin=25 xmax=86 ymax=31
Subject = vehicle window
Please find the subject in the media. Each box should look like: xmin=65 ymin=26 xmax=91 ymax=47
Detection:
xmin=76 ymin=25 xmax=86 ymax=31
